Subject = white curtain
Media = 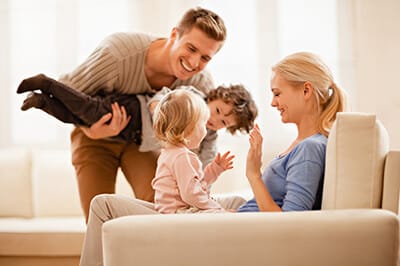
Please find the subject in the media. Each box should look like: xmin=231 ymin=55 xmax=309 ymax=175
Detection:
xmin=1 ymin=0 xmax=339 ymax=143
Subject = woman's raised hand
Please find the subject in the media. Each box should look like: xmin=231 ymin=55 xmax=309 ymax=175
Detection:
xmin=246 ymin=123 xmax=263 ymax=181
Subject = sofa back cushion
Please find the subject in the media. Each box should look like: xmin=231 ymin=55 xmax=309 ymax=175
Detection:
xmin=0 ymin=147 xmax=136 ymax=218
xmin=322 ymin=112 xmax=389 ymax=210
xmin=32 ymin=149 xmax=135 ymax=217
xmin=32 ymin=149 xmax=83 ymax=216
xmin=0 ymin=148 xmax=33 ymax=218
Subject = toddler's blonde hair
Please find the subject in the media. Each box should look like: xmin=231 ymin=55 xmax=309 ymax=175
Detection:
xmin=153 ymin=89 xmax=209 ymax=146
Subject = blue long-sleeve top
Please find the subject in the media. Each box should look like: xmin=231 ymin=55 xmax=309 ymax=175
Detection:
xmin=237 ymin=133 xmax=327 ymax=212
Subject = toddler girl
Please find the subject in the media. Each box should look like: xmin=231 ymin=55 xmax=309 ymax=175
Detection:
xmin=152 ymin=89 xmax=246 ymax=213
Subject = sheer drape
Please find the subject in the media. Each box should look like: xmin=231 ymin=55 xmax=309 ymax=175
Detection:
xmin=1 ymin=0 xmax=399 ymax=193
xmin=1 ymin=0 xmax=339 ymax=149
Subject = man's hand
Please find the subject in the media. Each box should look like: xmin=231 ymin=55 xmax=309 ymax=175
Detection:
xmin=81 ymin=102 xmax=131 ymax=139
xmin=214 ymin=151 xmax=235 ymax=170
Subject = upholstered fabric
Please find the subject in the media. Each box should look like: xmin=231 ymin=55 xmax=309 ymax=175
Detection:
xmin=322 ymin=112 xmax=389 ymax=209
xmin=102 ymin=112 xmax=400 ymax=266
xmin=0 ymin=217 xmax=84 ymax=255
xmin=103 ymin=209 xmax=399 ymax=266
xmin=0 ymin=148 xmax=33 ymax=218
xmin=382 ymin=150 xmax=400 ymax=213
xmin=31 ymin=149 xmax=82 ymax=216
xmin=1 ymin=112 xmax=399 ymax=265
xmin=0 ymin=147 xmax=133 ymax=265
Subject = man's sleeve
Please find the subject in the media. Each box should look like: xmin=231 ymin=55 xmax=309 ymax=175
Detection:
xmin=59 ymin=34 xmax=119 ymax=95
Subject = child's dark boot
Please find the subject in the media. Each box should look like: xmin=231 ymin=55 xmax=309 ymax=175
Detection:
xmin=16 ymin=73 xmax=52 ymax=94
xmin=20 ymin=92 xmax=45 ymax=111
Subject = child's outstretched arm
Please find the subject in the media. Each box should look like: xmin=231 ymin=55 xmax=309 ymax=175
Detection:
xmin=203 ymin=151 xmax=235 ymax=184
xmin=214 ymin=151 xmax=235 ymax=170
xmin=173 ymin=153 xmax=224 ymax=212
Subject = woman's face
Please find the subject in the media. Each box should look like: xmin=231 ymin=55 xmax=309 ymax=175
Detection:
xmin=270 ymin=72 xmax=306 ymax=124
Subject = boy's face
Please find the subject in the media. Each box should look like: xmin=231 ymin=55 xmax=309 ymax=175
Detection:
xmin=169 ymin=27 xmax=222 ymax=81
xmin=207 ymin=99 xmax=237 ymax=131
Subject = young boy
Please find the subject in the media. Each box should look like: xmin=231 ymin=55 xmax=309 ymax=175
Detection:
xmin=17 ymin=73 xmax=258 ymax=165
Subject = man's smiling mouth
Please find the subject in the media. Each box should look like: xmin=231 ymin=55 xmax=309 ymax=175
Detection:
xmin=181 ymin=59 xmax=195 ymax=72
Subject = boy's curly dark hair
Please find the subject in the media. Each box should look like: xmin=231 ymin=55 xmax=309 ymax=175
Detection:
xmin=206 ymin=84 xmax=258 ymax=134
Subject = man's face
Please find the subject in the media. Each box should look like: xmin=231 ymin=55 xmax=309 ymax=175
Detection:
xmin=169 ymin=27 xmax=223 ymax=80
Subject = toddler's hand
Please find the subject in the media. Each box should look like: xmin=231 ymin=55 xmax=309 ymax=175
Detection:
xmin=214 ymin=151 xmax=235 ymax=170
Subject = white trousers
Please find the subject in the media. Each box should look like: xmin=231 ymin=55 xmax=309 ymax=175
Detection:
xmin=79 ymin=194 xmax=246 ymax=266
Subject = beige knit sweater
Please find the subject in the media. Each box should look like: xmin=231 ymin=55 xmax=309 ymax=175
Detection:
xmin=59 ymin=32 xmax=217 ymax=165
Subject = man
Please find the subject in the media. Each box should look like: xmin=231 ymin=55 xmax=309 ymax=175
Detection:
xmin=59 ymin=7 xmax=227 ymax=221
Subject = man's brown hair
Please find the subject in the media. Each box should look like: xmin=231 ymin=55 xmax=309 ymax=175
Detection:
xmin=177 ymin=7 xmax=227 ymax=42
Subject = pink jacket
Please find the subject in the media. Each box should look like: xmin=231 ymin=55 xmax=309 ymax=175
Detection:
xmin=152 ymin=146 xmax=225 ymax=213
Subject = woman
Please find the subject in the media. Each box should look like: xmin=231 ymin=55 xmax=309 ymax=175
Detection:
xmin=238 ymin=51 xmax=345 ymax=212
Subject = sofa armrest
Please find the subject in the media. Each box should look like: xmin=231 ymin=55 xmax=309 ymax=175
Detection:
xmin=102 ymin=209 xmax=398 ymax=266
xmin=382 ymin=150 xmax=400 ymax=214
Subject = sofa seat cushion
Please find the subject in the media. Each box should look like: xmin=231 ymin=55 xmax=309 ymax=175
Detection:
xmin=0 ymin=217 xmax=85 ymax=256
xmin=102 ymin=209 xmax=399 ymax=266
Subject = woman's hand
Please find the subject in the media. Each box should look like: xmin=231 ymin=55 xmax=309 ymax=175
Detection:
xmin=246 ymin=124 xmax=281 ymax=212
xmin=80 ymin=102 xmax=131 ymax=139
xmin=246 ymin=124 xmax=263 ymax=181
xmin=214 ymin=151 xmax=235 ymax=170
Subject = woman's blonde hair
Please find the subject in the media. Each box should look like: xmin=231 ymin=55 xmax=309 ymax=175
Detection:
xmin=153 ymin=89 xmax=209 ymax=146
xmin=272 ymin=52 xmax=346 ymax=136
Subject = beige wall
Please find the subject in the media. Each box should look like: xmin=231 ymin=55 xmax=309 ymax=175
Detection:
xmin=339 ymin=0 xmax=400 ymax=149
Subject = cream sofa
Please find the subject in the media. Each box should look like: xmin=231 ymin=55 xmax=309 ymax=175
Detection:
xmin=0 ymin=148 xmax=133 ymax=265
xmin=102 ymin=112 xmax=400 ymax=266
xmin=0 ymin=112 xmax=399 ymax=266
